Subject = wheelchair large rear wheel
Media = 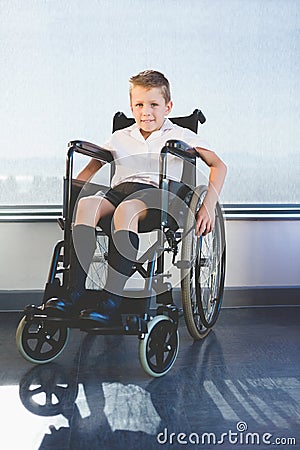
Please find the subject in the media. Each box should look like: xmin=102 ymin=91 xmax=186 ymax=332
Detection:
xmin=86 ymin=233 xmax=108 ymax=290
xmin=16 ymin=316 xmax=70 ymax=364
xmin=181 ymin=185 xmax=226 ymax=340
xmin=139 ymin=315 xmax=179 ymax=377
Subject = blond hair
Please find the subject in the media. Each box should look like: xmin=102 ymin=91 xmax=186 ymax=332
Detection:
xmin=129 ymin=70 xmax=171 ymax=104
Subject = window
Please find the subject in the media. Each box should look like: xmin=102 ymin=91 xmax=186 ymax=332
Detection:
xmin=1 ymin=0 xmax=299 ymax=206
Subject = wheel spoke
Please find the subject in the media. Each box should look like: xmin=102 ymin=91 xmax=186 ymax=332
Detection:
xmin=30 ymin=385 xmax=43 ymax=395
xmin=87 ymin=235 xmax=108 ymax=290
xmin=165 ymin=331 xmax=173 ymax=348
xmin=155 ymin=348 xmax=165 ymax=369
xmin=34 ymin=337 xmax=45 ymax=355
xmin=47 ymin=337 xmax=59 ymax=350
xmin=148 ymin=342 xmax=157 ymax=359
xmin=45 ymin=391 xmax=54 ymax=407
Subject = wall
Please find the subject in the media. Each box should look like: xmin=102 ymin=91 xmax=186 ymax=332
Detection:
xmin=0 ymin=219 xmax=299 ymax=292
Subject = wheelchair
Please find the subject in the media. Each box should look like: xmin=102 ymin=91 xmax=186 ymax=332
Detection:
xmin=16 ymin=109 xmax=226 ymax=377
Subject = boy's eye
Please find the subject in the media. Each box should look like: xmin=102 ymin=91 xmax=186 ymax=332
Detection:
xmin=134 ymin=102 xmax=159 ymax=108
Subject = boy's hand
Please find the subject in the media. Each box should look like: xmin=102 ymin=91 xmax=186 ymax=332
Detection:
xmin=195 ymin=203 xmax=215 ymax=237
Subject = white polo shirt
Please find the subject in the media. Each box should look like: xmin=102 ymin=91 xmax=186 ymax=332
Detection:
xmin=103 ymin=118 xmax=212 ymax=188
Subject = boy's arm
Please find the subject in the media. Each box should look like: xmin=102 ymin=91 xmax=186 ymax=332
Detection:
xmin=76 ymin=158 xmax=104 ymax=182
xmin=194 ymin=147 xmax=227 ymax=236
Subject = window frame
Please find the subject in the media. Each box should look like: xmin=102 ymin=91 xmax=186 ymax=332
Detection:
xmin=0 ymin=204 xmax=299 ymax=222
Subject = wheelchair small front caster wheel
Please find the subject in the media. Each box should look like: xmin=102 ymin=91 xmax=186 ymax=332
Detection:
xmin=16 ymin=316 xmax=70 ymax=364
xmin=139 ymin=315 xmax=179 ymax=377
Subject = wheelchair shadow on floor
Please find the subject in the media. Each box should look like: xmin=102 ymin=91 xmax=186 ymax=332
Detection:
xmin=18 ymin=327 xmax=300 ymax=450
xmin=18 ymin=331 xmax=225 ymax=450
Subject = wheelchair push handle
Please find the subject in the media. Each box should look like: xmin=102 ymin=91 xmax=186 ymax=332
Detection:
xmin=68 ymin=140 xmax=113 ymax=163
xmin=162 ymin=139 xmax=199 ymax=162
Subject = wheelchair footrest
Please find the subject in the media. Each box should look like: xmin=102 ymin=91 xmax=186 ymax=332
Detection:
xmin=23 ymin=304 xmax=77 ymax=325
xmin=80 ymin=314 xmax=149 ymax=335
xmin=23 ymin=304 xmax=48 ymax=320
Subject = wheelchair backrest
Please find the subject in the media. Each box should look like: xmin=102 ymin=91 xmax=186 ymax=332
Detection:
xmin=112 ymin=109 xmax=206 ymax=133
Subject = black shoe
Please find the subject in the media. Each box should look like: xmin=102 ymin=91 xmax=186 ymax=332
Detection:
xmin=80 ymin=292 xmax=122 ymax=327
xmin=44 ymin=297 xmax=76 ymax=318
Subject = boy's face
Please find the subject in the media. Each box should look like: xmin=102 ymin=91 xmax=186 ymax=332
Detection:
xmin=130 ymin=86 xmax=173 ymax=139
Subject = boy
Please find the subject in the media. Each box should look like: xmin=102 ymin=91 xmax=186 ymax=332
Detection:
xmin=45 ymin=70 xmax=227 ymax=326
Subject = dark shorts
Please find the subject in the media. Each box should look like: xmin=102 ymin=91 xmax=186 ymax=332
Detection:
xmin=97 ymin=182 xmax=159 ymax=208
xmin=97 ymin=182 xmax=163 ymax=234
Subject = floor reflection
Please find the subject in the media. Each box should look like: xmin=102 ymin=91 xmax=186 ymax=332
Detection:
xmin=0 ymin=308 xmax=299 ymax=449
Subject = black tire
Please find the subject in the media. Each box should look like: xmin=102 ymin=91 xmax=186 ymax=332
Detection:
xmin=139 ymin=315 xmax=179 ymax=377
xmin=16 ymin=316 xmax=69 ymax=364
xmin=181 ymin=185 xmax=226 ymax=339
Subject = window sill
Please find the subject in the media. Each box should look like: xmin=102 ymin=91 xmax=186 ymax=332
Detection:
xmin=0 ymin=205 xmax=300 ymax=222
xmin=223 ymin=204 xmax=300 ymax=220
xmin=0 ymin=206 xmax=63 ymax=222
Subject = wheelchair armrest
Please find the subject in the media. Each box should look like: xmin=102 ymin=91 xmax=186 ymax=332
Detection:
xmin=162 ymin=140 xmax=199 ymax=163
xmin=69 ymin=140 xmax=114 ymax=163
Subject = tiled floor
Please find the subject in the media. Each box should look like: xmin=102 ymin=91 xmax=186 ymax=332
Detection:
xmin=0 ymin=306 xmax=299 ymax=450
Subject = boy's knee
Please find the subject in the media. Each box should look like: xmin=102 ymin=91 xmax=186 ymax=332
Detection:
xmin=77 ymin=196 xmax=99 ymax=212
xmin=113 ymin=200 xmax=147 ymax=230
xmin=117 ymin=199 xmax=146 ymax=215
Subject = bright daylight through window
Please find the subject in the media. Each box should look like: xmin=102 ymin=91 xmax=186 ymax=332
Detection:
xmin=0 ymin=1 xmax=299 ymax=207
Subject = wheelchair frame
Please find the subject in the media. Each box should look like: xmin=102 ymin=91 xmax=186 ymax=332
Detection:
xmin=16 ymin=112 xmax=226 ymax=378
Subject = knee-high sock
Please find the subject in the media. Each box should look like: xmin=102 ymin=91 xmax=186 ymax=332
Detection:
xmin=105 ymin=230 xmax=139 ymax=296
xmin=68 ymin=224 xmax=96 ymax=301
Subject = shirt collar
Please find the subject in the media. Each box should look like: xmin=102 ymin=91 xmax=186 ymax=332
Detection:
xmin=160 ymin=118 xmax=175 ymax=131
xmin=129 ymin=118 xmax=175 ymax=141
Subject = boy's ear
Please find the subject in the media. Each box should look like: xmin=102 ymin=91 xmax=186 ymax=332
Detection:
xmin=165 ymin=101 xmax=173 ymax=115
